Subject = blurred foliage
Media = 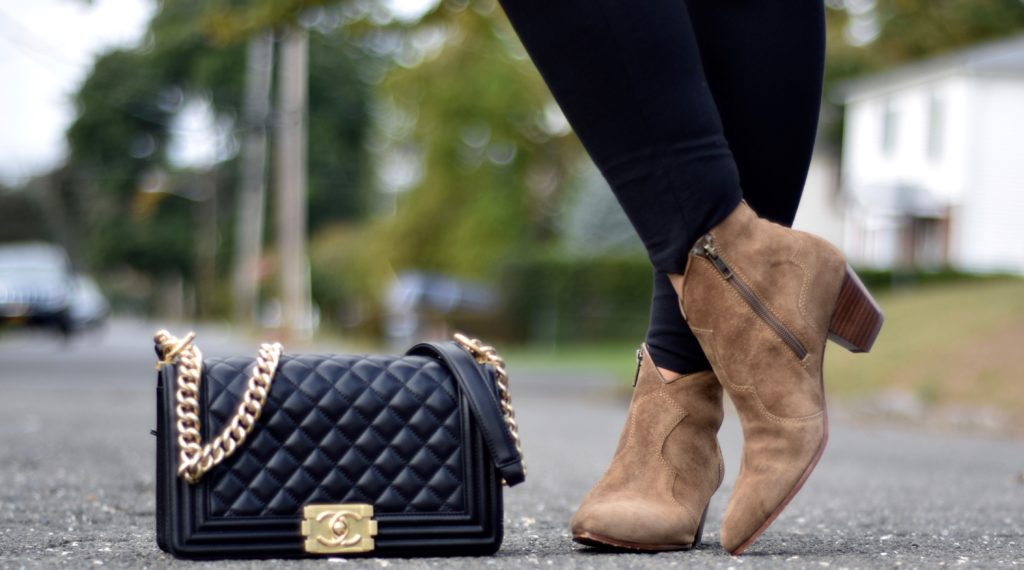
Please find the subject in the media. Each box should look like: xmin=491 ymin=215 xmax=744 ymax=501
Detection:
xmin=67 ymin=44 xmax=197 ymax=276
xmin=15 ymin=0 xmax=1019 ymax=329
xmin=853 ymin=266 xmax=1023 ymax=293
xmin=307 ymin=30 xmax=372 ymax=229
xmin=309 ymin=222 xmax=391 ymax=334
xmin=0 ymin=188 xmax=51 ymax=243
xmin=202 ymin=0 xmax=341 ymax=44
xmin=62 ymin=0 xmax=371 ymax=309
xmin=823 ymin=0 xmax=1024 ymax=87
xmin=817 ymin=1 xmax=1024 ymax=144
xmin=366 ymin=0 xmax=582 ymax=279
xmin=305 ymin=0 xmax=586 ymax=334
xmin=556 ymin=162 xmax=644 ymax=257
xmin=500 ymin=253 xmax=652 ymax=344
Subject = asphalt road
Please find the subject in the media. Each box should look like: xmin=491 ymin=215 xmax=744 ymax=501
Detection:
xmin=0 ymin=319 xmax=1022 ymax=569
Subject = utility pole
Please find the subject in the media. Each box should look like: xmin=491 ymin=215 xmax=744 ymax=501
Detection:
xmin=275 ymin=25 xmax=312 ymax=339
xmin=232 ymin=32 xmax=274 ymax=329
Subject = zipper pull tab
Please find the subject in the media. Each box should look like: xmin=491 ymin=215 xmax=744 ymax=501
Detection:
xmin=632 ymin=346 xmax=644 ymax=387
xmin=700 ymin=234 xmax=734 ymax=279
xmin=702 ymin=234 xmax=719 ymax=258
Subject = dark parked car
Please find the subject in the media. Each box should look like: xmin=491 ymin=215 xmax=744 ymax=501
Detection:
xmin=0 ymin=243 xmax=76 ymax=335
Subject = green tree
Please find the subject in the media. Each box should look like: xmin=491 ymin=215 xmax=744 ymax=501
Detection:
xmin=824 ymin=0 xmax=1024 ymax=86
xmin=66 ymin=47 xmax=192 ymax=276
xmin=0 ymin=187 xmax=50 ymax=243
xmin=307 ymin=29 xmax=371 ymax=229
xmin=367 ymin=1 xmax=582 ymax=279
xmin=63 ymin=0 xmax=372 ymax=315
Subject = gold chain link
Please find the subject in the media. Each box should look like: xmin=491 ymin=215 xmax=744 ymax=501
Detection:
xmin=453 ymin=332 xmax=525 ymax=479
xmin=154 ymin=330 xmax=282 ymax=484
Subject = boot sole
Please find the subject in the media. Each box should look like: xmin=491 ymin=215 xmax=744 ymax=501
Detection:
xmin=728 ymin=265 xmax=880 ymax=555
xmin=572 ymin=505 xmax=708 ymax=552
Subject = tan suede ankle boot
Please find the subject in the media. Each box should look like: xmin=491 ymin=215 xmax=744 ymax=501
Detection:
xmin=570 ymin=343 xmax=724 ymax=550
xmin=670 ymin=200 xmax=883 ymax=555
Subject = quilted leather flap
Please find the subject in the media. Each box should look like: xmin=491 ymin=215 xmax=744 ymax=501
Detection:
xmin=200 ymin=354 xmax=468 ymax=517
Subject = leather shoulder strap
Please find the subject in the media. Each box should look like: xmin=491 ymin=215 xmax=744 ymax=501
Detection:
xmin=406 ymin=341 xmax=526 ymax=487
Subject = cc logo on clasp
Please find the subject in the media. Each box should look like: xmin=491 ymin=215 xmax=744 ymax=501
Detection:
xmin=301 ymin=503 xmax=377 ymax=553
xmin=316 ymin=510 xmax=365 ymax=547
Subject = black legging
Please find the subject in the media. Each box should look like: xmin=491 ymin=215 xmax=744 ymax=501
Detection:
xmin=497 ymin=0 xmax=826 ymax=373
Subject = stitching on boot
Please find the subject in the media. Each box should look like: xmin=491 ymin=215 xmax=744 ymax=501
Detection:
xmin=624 ymin=391 xmax=676 ymax=451
xmin=791 ymin=245 xmax=812 ymax=331
xmin=669 ymin=369 xmax=717 ymax=385
xmin=586 ymin=390 xmax=661 ymax=496
xmin=625 ymin=392 xmax=659 ymax=449
xmin=677 ymin=254 xmax=700 ymax=322
xmin=644 ymin=344 xmax=689 ymax=386
xmin=669 ymin=472 xmax=701 ymax=532
xmin=791 ymin=239 xmax=847 ymax=337
xmin=789 ymin=247 xmax=824 ymax=373
xmin=703 ymin=277 xmax=797 ymax=358
xmin=688 ymin=254 xmax=795 ymax=359
xmin=748 ymin=392 xmax=824 ymax=425
xmin=787 ymin=250 xmax=815 ymax=371
xmin=691 ymin=327 xmax=823 ymax=425
xmin=652 ymin=393 xmax=701 ymax=526
xmin=718 ymin=248 xmax=810 ymax=362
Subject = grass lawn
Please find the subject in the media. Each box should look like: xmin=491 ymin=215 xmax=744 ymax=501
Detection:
xmin=824 ymin=278 xmax=1024 ymax=409
xmin=504 ymin=341 xmax=644 ymax=379
xmin=506 ymin=278 xmax=1024 ymax=422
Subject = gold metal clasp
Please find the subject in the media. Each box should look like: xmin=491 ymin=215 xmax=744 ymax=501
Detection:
xmin=301 ymin=504 xmax=377 ymax=554
xmin=155 ymin=330 xmax=196 ymax=370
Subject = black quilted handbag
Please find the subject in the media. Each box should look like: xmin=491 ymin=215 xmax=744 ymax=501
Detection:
xmin=152 ymin=330 xmax=525 ymax=559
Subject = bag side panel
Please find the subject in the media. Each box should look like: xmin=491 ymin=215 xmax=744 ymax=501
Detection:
xmin=155 ymin=364 xmax=183 ymax=554
xmin=155 ymin=366 xmax=168 ymax=552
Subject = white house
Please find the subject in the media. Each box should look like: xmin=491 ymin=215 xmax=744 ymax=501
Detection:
xmin=829 ymin=33 xmax=1024 ymax=274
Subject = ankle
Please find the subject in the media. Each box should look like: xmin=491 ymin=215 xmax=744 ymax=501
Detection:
xmin=645 ymin=341 xmax=713 ymax=380
xmin=657 ymin=366 xmax=685 ymax=382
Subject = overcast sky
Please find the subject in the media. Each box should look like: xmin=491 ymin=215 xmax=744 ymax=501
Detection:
xmin=0 ymin=0 xmax=439 ymax=187
xmin=0 ymin=0 xmax=155 ymax=185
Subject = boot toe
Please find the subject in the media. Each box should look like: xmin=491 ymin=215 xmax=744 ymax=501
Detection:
xmin=719 ymin=427 xmax=825 ymax=553
xmin=571 ymin=496 xmax=697 ymax=548
xmin=720 ymin=494 xmax=772 ymax=554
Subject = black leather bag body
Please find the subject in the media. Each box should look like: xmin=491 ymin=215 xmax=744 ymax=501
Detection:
xmin=152 ymin=331 xmax=525 ymax=559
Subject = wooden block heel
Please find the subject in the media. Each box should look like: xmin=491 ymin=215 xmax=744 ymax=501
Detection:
xmin=827 ymin=265 xmax=883 ymax=353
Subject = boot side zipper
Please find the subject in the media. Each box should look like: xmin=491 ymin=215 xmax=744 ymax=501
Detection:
xmin=633 ymin=346 xmax=643 ymax=387
xmin=694 ymin=235 xmax=809 ymax=360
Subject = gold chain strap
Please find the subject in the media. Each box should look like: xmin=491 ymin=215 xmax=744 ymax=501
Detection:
xmin=154 ymin=330 xmax=283 ymax=484
xmin=453 ymin=332 xmax=525 ymax=478
xmin=153 ymin=330 xmax=521 ymax=484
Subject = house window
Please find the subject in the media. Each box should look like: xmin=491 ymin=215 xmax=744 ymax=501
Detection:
xmin=881 ymin=99 xmax=898 ymax=156
xmin=927 ymin=91 xmax=944 ymax=160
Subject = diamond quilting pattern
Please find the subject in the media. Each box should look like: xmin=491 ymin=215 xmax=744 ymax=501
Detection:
xmin=203 ymin=354 xmax=466 ymax=517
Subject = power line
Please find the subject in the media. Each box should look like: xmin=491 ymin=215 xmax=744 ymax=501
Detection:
xmin=0 ymin=6 xmax=90 ymax=70
xmin=0 ymin=7 xmax=239 ymax=136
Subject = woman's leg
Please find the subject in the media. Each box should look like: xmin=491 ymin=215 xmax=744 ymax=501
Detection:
xmin=497 ymin=0 xmax=743 ymax=277
xmin=495 ymin=0 xmax=741 ymax=550
xmin=661 ymin=1 xmax=883 ymax=554
xmin=646 ymin=0 xmax=827 ymax=377
xmin=500 ymin=1 xmax=881 ymax=555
